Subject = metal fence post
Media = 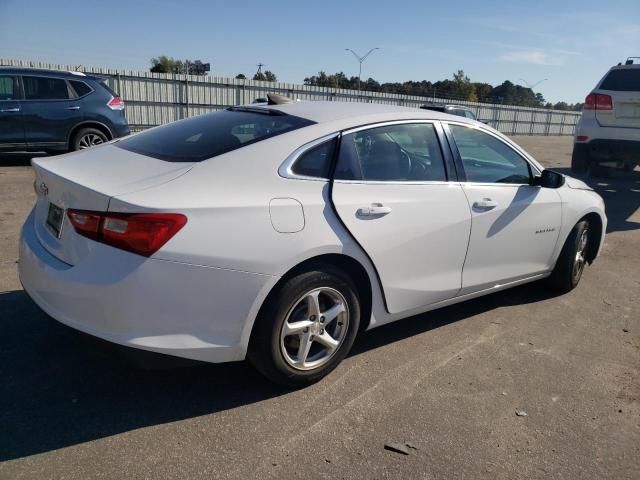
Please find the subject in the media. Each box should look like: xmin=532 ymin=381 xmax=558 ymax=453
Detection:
xmin=116 ymin=72 xmax=122 ymax=97
xmin=184 ymin=76 xmax=189 ymax=119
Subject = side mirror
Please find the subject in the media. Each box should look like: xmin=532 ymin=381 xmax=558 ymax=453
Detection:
xmin=532 ymin=169 xmax=565 ymax=189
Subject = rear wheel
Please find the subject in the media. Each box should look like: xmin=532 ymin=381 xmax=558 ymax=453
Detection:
xmin=548 ymin=220 xmax=590 ymax=292
xmin=571 ymin=146 xmax=588 ymax=173
xmin=248 ymin=266 xmax=360 ymax=387
xmin=587 ymin=159 xmax=606 ymax=178
xmin=72 ymin=128 xmax=108 ymax=151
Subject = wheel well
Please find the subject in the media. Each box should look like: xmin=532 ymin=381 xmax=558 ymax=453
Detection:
xmin=261 ymin=254 xmax=374 ymax=333
xmin=68 ymin=122 xmax=112 ymax=149
xmin=583 ymin=212 xmax=603 ymax=264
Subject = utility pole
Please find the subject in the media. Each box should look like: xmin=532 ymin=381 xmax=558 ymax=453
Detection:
xmin=345 ymin=48 xmax=380 ymax=93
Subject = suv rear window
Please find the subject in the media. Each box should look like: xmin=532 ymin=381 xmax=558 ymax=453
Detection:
xmin=599 ymin=69 xmax=640 ymax=92
xmin=97 ymin=79 xmax=118 ymax=96
xmin=116 ymin=108 xmax=315 ymax=162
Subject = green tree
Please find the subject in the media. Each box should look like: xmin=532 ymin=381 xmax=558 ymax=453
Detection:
xmin=264 ymin=70 xmax=277 ymax=82
xmin=473 ymin=83 xmax=493 ymax=102
xmin=452 ymin=70 xmax=476 ymax=101
xmin=150 ymin=56 xmax=184 ymax=74
xmin=253 ymin=71 xmax=266 ymax=81
xmin=235 ymin=73 xmax=246 ymax=79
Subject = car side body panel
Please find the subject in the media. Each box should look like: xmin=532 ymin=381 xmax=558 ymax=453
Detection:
xmin=19 ymin=102 xmax=608 ymax=365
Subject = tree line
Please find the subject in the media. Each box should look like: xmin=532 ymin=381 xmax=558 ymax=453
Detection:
xmin=303 ymin=70 xmax=582 ymax=111
xmin=149 ymin=57 xmax=581 ymax=111
xmin=150 ymin=56 xmax=278 ymax=82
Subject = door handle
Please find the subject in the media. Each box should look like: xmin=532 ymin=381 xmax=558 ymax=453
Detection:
xmin=357 ymin=203 xmax=392 ymax=217
xmin=65 ymin=106 xmax=80 ymax=110
xmin=0 ymin=107 xmax=20 ymax=113
xmin=472 ymin=198 xmax=498 ymax=210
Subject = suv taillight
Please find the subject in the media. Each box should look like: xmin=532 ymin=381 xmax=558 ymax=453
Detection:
xmin=584 ymin=93 xmax=612 ymax=111
xmin=107 ymin=96 xmax=125 ymax=110
xmin=67 ymin=210 xmax=187 ymax=257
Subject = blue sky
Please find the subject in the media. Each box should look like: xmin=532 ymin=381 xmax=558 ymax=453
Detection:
xmin=1 ymin=0 xmax=638 ymax=103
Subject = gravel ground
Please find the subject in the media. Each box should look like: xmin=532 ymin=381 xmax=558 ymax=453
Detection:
xmin=0 ymin=136 xmax=638 ymax=479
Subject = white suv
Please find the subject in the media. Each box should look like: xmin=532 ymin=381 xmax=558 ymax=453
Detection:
xmin=572 ymin=58 xmax=640 ymax=175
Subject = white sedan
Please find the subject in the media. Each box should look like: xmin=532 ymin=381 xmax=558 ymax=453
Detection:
xmin=19 ymin=96 xmax=607 ymax=386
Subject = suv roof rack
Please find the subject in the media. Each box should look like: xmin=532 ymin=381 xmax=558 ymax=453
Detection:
xmin=624 ymin=57 xmax=640 ymax=65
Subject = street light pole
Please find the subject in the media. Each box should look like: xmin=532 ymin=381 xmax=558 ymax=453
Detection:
xmin=345 ymin=47 xmax=380 ymax=94
xmin=518 ymin=77 xmax=548 ymax=89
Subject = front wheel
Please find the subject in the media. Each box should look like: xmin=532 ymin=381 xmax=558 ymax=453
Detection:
xmin=248 ymin=267 xmax=360 ymax=387
xmin=547 ymin=220 xmax=590 ymax=292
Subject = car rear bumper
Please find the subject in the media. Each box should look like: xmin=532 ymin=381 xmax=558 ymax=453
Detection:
xmin=574 ymin=138 xmax=640 ymax=164
xmin=111 ymin=122 xmax=130 ymax=139
xmin=19 ymin=209 xmax=275 ymax=363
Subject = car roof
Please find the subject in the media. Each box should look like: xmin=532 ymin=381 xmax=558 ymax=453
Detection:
xmin=0 ymin=66 xmax=94 ymax=79
xmin=610 ymin=63 xmax=640 ymax=71
xmin=248 ymin=100 xmax=472 ymax=125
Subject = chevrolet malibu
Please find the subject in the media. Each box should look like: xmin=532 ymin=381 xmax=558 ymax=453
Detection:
xmin=19 ymin=96 xmax=607 ymax=386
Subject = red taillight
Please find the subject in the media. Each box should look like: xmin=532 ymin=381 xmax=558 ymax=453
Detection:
xmin=107 ymin=96 xmax=125 ymax=110
xmin=67 ymin=210 xmax=186 ymax=257
xmin=67 ymin=210 xmax=102 ymax=241
xmin=584 ymin=93 xmax=612 ymax=111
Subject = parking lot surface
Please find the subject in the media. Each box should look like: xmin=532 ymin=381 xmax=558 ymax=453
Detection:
xmin=0 ymin=137 xmax=638 ymax=479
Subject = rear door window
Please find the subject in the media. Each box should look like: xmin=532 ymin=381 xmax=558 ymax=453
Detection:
xmin=335 ymin=123 xmax=447 ymax=181
xmin=116 ymin=108 xmax=315 ymax=162
xmin=0 ymin=75 xmax=20 ymax=100
xmin=23 ymin=76 xmax=72 ymax=100
xmin=599 ymin=69 xmax=640 ymax=91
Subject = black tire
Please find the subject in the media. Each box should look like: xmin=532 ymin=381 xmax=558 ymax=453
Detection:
xmin=72 ymin=128 xmax=108 ymax=151
xmin=587 ymin=159 xmax=607 ymax=178
xmin=248 ymin=266 xmax=360 ymax=387
xmin=547 ymin=220 xmax=590 ymax=292
xmin=571 ymin=145 xmax=588 ymax=173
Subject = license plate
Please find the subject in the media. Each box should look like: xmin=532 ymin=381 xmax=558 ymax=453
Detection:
xmin=46 ymin=202 xmax=64 ymax=239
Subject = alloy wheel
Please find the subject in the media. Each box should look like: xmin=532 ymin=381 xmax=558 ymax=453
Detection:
xmin=572 ymin=228 xmax=589 ymax=282
xmin=78 ymin=133 xmax=105 ymax=149
xmin=280 ymin=287 xmax=349 ymax=371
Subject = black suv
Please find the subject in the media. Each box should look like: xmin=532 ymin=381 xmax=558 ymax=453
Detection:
xmin=0 ymin=67 xmax=130 ymax=153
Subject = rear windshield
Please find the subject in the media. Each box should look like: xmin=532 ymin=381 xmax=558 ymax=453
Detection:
xmin=97 ymin=79 xmax=119 ymax=96
xmin=599 ymin=69 xmax=640 ymax=92
xmin=116 ymin=108 xmax=315 ymax=162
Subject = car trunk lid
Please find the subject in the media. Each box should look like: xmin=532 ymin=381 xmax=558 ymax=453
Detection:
xmin=31 ymin=144 xmax=193 ymax=265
